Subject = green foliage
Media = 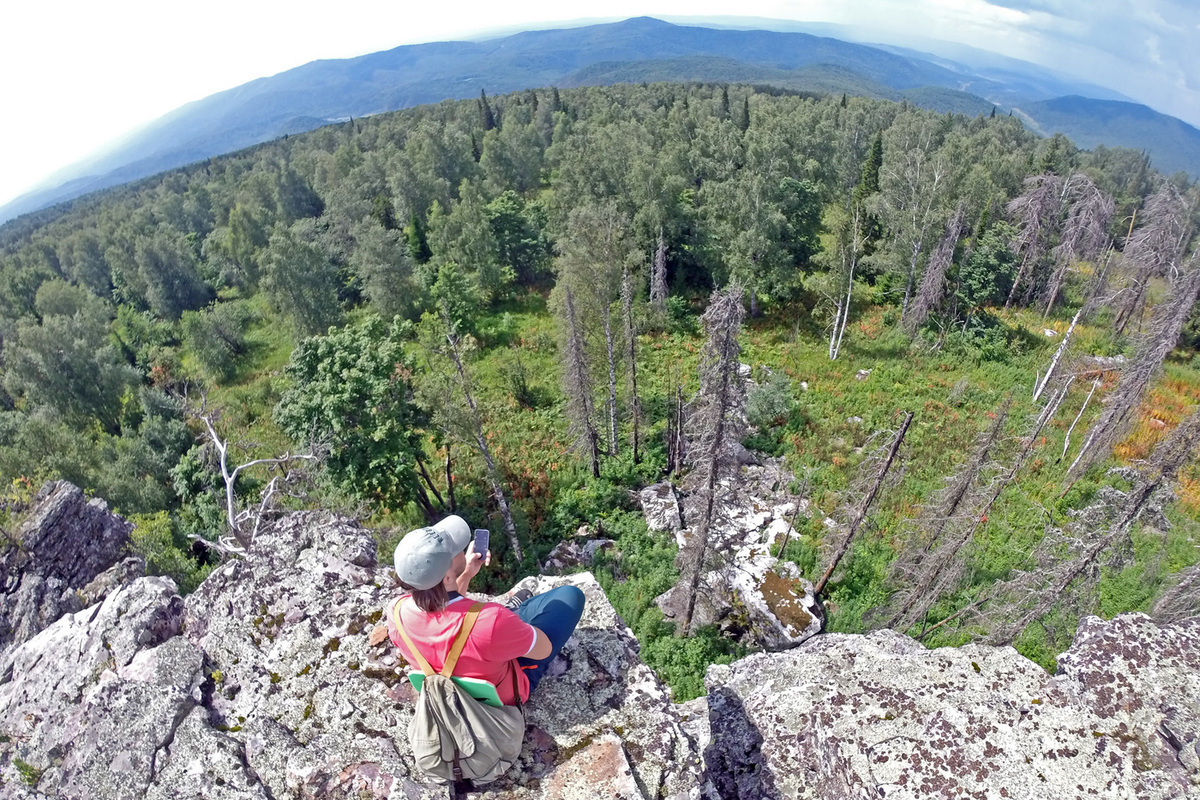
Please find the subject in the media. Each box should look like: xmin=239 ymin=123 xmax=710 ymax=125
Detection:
xmin=642 ymin=625 xmax=744 ymax=701
xmin=274 ymin=315 xmax=426 ymax=511
xmin=182 ymin=302 xmax=255 ymax=383
xmin=956 ymin=222 xmax=1017 ymax=313
xmin=261 ymin=221 xmax=342 ymax=337
xmin=13 ymin=756 xmax=41 ymax=787
xmin=129 ymin=511 xmax=214 ymax=594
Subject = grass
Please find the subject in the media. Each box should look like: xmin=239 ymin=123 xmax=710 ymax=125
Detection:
xmin=186 ymin=286 xmax=1200 ymax=684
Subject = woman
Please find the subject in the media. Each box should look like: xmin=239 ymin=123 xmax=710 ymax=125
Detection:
xmin=386 ymin=515 xmax=585 ymax=705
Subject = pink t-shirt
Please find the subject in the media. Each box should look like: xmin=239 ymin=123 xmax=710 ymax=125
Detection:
xmin=387 ymin=595 xmax=536 ymax=705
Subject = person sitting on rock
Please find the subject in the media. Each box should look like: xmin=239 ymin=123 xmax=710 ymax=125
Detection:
xmin=385 ymin=515 xmax=585 ymax=705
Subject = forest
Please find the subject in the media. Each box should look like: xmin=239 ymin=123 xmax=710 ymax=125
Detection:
xmin=0 ymin=82 xmax=1197 ymax=699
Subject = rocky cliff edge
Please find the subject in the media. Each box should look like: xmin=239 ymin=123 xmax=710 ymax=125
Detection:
xmin=0 ymin=501 xmax=1197 ymax=799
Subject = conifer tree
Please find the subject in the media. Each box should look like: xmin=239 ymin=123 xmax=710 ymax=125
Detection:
xmin=677 ymin=284 xmax=746 ymax=634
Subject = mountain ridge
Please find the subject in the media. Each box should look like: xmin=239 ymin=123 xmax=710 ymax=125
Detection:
xmin=3 ymin=16 xmax=1196 ymax=226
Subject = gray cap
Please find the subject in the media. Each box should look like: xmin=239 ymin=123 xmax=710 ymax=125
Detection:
xmin=393 ymin=515 xmax=472 ymax=590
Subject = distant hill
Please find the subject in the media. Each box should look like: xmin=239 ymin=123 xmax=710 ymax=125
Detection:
xmin=2 ymin=16 xmax=1195 ymax=225
xmin=1016 ymin=96 xmax=1200 ymax=177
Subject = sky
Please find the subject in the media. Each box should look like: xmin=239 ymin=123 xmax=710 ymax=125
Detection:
xmin=2 ymin=0 xmax=1198 ymax=209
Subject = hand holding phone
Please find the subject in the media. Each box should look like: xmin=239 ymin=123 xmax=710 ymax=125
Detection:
xmin=473 ymin=529 xmax=490 ymax=564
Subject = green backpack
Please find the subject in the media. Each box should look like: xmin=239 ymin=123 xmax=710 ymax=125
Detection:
xmin=393 ymin=600 xmax=526 ymax=785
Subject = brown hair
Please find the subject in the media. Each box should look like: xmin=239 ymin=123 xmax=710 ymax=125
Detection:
xmin=399 ymin=580 xmax=449 ymax=613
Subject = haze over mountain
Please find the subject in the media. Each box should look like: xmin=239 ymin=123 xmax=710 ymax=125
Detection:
xmin=4 ymin=16 xmax=1198 ymax=226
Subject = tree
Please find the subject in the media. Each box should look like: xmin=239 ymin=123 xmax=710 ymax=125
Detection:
xmin=349 ymin=218 xmax=420 ymax=321
xmin=274 ymin=315 xmax=432 ymax=517
xmin=3 ymin=290 xmax=139 ymax=435
xmin=904 ymin=205 xmax=965 ymax=335
xmin=135 ymin=226 xmax=212 ymax=320
xmin=181 ymin=301 xmax=254 ymax=383
xmin=261 ymin=221 xmax=342 ymax=337
xmin=414 ymin=306 xmax=523 ymax=561
xmin=196 ymin=401 xmax=318 ymax=551
xmin=986 ymin=404 xmax=1200 ymax=645
xmin=1042 ymin=173 xmax=1113 ymax=315
xmin=557 ymin=286 xmax=601 ymax=477
xmin=556 ymin=203 xmax=636 ymax=456
xmin=677 ymin=284 xmax=746 ymax=634
xmin=1067 ymin=257 xmax=1200 ymax=481
xmin=1004 ymin=172 xmax=1063 ymax=309
xmin=428 ymin=179 xmax=512 ymax=304
xmin=649 ymin=227 xmax=669 ymax=310
xmin=1114 ymin=183 xmax=1194 ymax=334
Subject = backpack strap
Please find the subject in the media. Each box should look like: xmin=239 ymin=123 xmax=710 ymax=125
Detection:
xmin=441 ymin=602 xmax=484 ymax=677
xmin=391 ymin=598 xmax=436 ymax=676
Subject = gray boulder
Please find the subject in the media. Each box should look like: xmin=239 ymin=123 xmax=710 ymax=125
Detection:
xmin=0 ymin=510 xmax=701 ymax=800
xmin=701 ymin=615 xmax=1200 ymax=799
xmin=0 ymin=481 xmax=136 ymax=656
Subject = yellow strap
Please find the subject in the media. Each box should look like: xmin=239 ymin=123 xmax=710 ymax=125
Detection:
xmin=392 ymin=599 xmax=435 ymax=675
xmin=442 ymin=603 xmax=483 ymax=677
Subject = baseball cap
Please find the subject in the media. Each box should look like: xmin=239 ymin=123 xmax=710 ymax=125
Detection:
xmin=393 ymin=515 xmax=472 ymax=590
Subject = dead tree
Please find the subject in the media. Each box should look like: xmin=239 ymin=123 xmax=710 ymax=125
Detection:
xmin=1068 ymin=258 xmax=1200 ymax=481
xmin=1033 ymin=307 xmax=1082 ymax=403
xmin=1114 ymin=184 xmax=1193 ymax=335
xmin=1005 ymin=173 xmax=1064 ymax=310
xmin=885 ymin=388 xmax=1067 ymax=632
xmin=650 ymin=227 xmax=669 ymax=310
xmin=1153 ymin=564 xmax=1200 ymax=623
xmin=196 ymin=405 xmax=319 ymax=550
xmin=417 ymin=307 xmax=523 ymax=562
xmin=621 ymin=267 xmax=642 ymax=464
xmin=882 ymin=394 xmax=1012 ymax=619
xmin=905 ymin=205 xmax=965 ymax=336
xmin=815 ymin=411 xmax=915 ymax=596
xmin=986 ymin=405 xmax=1200 ymax=644
xmin=677 ymin=284 xmax=746 ymax=635
xmin=1042 ymin=174 xmax=1113 ymax=316
xmin=559 ymin=287 xmax=601 ymax=477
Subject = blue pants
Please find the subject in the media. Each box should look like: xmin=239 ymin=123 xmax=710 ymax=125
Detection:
xmin=515 ymin=585 xmax=586 ymax=694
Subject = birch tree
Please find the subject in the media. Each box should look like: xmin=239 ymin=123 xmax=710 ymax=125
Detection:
xmin=557 ymin=286 xmax=601 ymax=477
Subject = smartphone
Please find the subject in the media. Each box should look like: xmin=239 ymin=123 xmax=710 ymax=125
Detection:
xmin=473 ymin=529 xmax=490 ymax=559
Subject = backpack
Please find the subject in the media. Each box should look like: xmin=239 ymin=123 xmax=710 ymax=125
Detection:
xmin=392 ymin=600 xmax=526 ymax=785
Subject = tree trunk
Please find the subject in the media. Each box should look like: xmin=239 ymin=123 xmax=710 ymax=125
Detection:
xmin=446 ymin=331 xmax=523 ymax=562
xmin=815 ymin=411 xmax=914 ymax=596
xmin=444 ymin=444 xmax=457 ymax=512
xmin=602 ymin=308 xmax=619 ymax=456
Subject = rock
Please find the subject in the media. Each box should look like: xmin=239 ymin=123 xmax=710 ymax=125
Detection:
xmin=656 ymin=460 xmax=823 ymax=650
xmin=1044 ymin=327 xmax=1059 ymax=336
xmin=541 ymin=539 xmax=616 ymax=573
xmin=855 ymin=369 xmax=871 ymax=381
xmin=738 ymin=363 xmax=752 ymax=379
xmin=0 ymin=481 xmax=134 ymax=657
xmin=702 ymin=615 xmax=1200 ymax=799
xmin=0 ymin=577 xmax=192 ymax=799
xmin=638 ymin=482 xmax=683 ymax=532
xmin=0 ymin=510 xmax=701 ymax=799
xmin=799 ymin=381 xmax=808 ymax=392
xmin=846 ymin=416 xmax=863 ymax=424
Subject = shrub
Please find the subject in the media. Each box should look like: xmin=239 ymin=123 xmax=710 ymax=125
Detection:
xmin=129 ymin=511 xmax=214 ymax=594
